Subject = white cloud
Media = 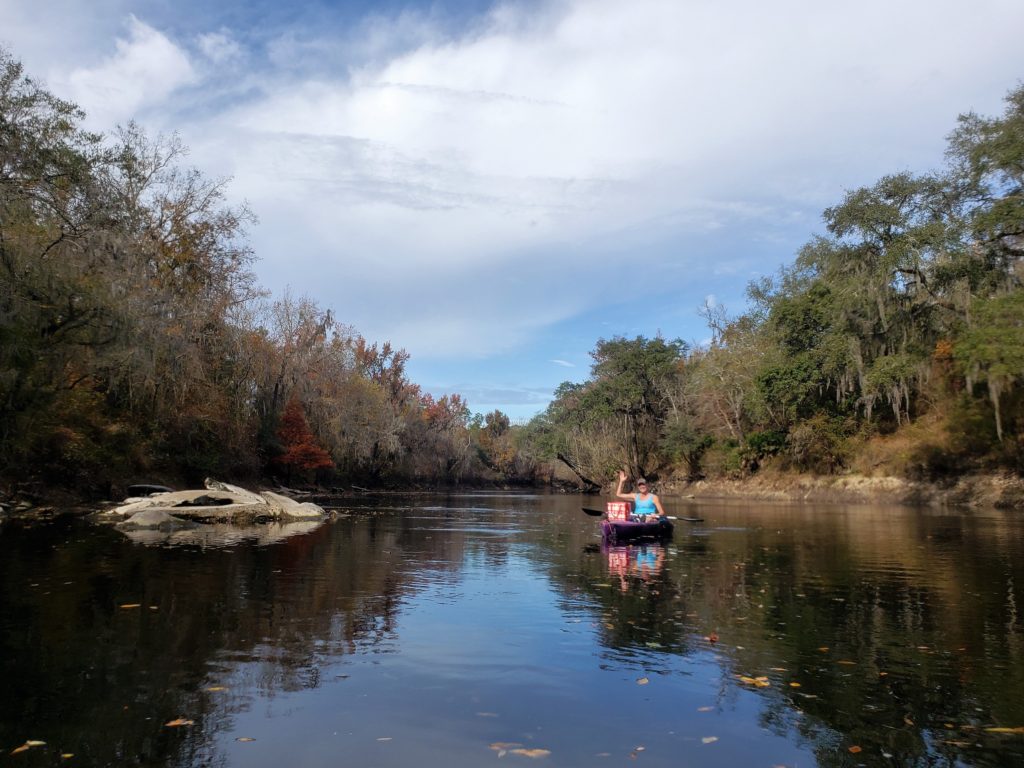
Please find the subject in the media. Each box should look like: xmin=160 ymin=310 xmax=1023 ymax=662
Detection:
xmin=61 ymin=15 xmax=194 ymax=128
xmin=550 ymin=359 xmax=575 ymax=368
xmin=197 ymin=30 xmax=242 ymax=64
xmin=7 ymin=0 xmax=1024 ymax=367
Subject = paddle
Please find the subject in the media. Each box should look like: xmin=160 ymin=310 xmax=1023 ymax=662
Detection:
xmin=581 ymin=508 xmax=704 ymax=523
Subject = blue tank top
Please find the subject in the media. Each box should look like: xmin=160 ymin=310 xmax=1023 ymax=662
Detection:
xmin=634 ymin=493 xmax=657 ymax=516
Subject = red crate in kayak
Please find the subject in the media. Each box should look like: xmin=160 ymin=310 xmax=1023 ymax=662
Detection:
xmin=606 ymin=501 xmax=631 ymax=521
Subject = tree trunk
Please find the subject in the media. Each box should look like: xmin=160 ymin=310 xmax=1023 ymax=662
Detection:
xmin=555 ymin=453 xmax=602 ymax=493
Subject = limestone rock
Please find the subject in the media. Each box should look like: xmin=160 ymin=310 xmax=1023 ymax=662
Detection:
xmin=106 ymin=480 xmax=326 ymax=523
xmin=204 ymin=478 xmax=265 ymax=505
xmin=260 ymin=491 xmax=326 ymax=520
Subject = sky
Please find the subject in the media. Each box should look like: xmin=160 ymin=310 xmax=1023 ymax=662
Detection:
xmin=3 ymin=0 xmax=1023 ymax=419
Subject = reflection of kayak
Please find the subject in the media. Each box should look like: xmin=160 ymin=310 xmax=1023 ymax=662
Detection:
xmin=601 ymin=518 xmax=674 ymax=543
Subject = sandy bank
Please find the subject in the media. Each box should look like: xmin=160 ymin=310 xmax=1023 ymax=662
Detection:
xmin=657 ymin=472 xmax=1024 ymax=509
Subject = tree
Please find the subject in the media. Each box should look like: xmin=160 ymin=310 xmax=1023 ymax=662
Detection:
xmin=274 ymin=397 xmax=333 ymax=482
xmin=589 ymin=335 xmax=687 ymax=477
xmin=955 ymin=291 xmax=1024 ymax=442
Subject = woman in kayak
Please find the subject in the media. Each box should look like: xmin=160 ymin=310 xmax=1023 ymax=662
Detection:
xmin=615 ymin=470 xmax=667 ymax=521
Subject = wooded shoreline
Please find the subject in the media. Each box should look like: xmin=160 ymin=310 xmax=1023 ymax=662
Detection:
xmin=2 ymin=49 xmax=1022 ymax=506
xmin=3 ymin=470 xmax=1022 ymax=520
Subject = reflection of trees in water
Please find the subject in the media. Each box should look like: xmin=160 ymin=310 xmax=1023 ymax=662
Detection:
xmin=3 ymin=500 xmax=1023 ymax=767
xmin=0 ymin=513 xmax=467 ymax=767
xmin=546 ymin=506 xmax=1024 ymax=767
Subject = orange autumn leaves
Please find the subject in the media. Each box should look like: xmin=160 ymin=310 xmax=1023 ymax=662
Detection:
xmin=489 ymin=743 xmax=551 ymax=758
xmin=275 ymin=398 xmax=333 ymax=475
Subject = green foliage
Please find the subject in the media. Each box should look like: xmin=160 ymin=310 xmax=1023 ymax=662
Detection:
xmin=756 ymin=357 xmax=821 ymax=426
xmin=744 ymin=430 xmax=786 ymax=461
xmin=3 ymin=46 xmax=1023 ymax=492
xmin=786 ymin=415 xmax=852 ymax=474
xmin=955 ymin=291 xmax=1024 ymax=441
xmin=524 ymin=336 xmax=688 ymax=485
xmin=659 ymin=416 xmax=712 ymax=479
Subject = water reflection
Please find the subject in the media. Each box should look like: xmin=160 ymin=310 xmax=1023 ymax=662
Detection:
xmin=0 ymin=498 xmax=1021 ymax=767
xmin=605 ymin=543 xmax=667 ymax=591
xmin=119 ymin=520 xmax=327 ymax=547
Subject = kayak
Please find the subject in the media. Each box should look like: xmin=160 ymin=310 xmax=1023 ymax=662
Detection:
xmin=600 ymin=517 xmax=674 ymax=543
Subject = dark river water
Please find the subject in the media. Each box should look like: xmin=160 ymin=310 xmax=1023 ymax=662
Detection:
xmin=1 ymin=494 xmax=1023 ymax=767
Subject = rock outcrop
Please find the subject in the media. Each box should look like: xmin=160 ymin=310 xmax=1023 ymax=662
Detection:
xmin=106 ymin=479 xmax=327 ymax=522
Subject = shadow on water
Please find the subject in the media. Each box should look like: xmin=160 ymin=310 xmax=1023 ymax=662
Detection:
xmin=0 ymin=495 xmax=1022 ymax=767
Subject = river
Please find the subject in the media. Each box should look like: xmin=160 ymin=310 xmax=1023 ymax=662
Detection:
xmin=1 ymin=494 xmax=1022 ymax=767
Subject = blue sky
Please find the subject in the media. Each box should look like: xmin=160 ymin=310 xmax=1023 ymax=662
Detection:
xmin=3 ymin=0 xmax=1023 ymax=419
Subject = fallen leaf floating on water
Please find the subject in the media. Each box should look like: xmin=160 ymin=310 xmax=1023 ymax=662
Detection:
xmin=706 ymin=632 xmax=719 ymax=643
xmin=697 ymin=706 xmax=714 ymax=712
xmin=235 ymin=737 xmax=256 ymax=743
xmin=701 ymin=736 xmax=718 ymax=744
xmin=904 ymin=716 xmax=915 ymax=726
xmin=737 ymin=675 xmax=770 ymax=688
xmin=817 ymin=647 xmax=829 ymax=652
xmin=61 ymin=754 xmax=74 ymax=759
xmin=636 ymin=677 xmax=649 ymax=685
xmin=789 ymin=682 xmax=802 ymax=688
xmin=848 ymin=746 xmax=862 ymax=754
xmin=509 ymin=749 xmax=551 ymax=758
xmin=985 ymin=727 xmax=1024 ymax=734
xmin=490 ymin=743 xmax=523 ymax=751
xmin=836 ymin=660 xmax=856 ymax=666
xmin=205 ymin=686 xmax=228 ymax=692
xmin=164 ymin=719 xmax=194 ymax=727
xmin=10 ymin=741 xmax=46 ymax=755
xmin=119 ymin=604 xmax=141 ymax=609
xmin=376 ymin=737 xmax=392 ymax=742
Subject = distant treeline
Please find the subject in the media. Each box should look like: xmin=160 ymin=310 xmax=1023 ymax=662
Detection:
xmin=3 ymin=46 xmax=1021 ymax=498
xmin=0 ymin=49 xmax=537 ymax=495
xmin=522 ymin=83 xmax=1024 ymax=485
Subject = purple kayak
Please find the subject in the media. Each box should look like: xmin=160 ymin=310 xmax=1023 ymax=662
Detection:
xmin=600 ymin=517 xmax=674 ymax=543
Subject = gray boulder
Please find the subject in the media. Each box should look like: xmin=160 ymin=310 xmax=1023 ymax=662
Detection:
xmin=107 ymin=480 xmax=326 ymax=522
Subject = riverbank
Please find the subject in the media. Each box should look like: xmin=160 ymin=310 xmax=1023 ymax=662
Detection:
xmin=3 ymin=470 xmax=1022 ymax=520
xmin=658 ymin=471 xmax=1024 ymax=509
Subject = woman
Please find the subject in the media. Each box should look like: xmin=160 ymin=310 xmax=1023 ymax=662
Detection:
xmin=615 ymin=470 xmax=666 ymax=520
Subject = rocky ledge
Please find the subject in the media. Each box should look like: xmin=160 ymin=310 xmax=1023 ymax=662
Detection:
xmin=104 ymin=478 xmax=328 ymax=530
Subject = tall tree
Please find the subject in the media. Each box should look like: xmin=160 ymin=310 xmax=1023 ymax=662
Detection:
xmin=275 ymin=397 xmax=333 ymax=483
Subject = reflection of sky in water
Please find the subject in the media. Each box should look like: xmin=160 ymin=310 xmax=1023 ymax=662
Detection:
xmin=214 ymin=540 xmax=803 ymax=767
xmin=1 ymin=497 xmax=1023 ymax=767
